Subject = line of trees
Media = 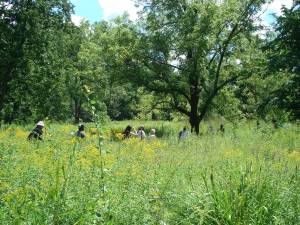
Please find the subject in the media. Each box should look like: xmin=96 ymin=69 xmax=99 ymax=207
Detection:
xmin=0 ymin=0 xmax=299 ymax=133
xmin=0 ymin=0 xmax=140 ymax=124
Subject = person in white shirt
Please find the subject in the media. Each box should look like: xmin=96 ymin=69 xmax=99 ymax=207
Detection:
xmin=137 ymin=126 xmax=146 ymax=140
xmin=149 ymin=128 xmax=156 ymax=139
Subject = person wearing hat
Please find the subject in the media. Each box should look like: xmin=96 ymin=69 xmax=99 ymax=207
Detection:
xmin=76 ymin=124 xmax=86 ymax=138
xmin=28 ymin=121 xmax=45 ymax=141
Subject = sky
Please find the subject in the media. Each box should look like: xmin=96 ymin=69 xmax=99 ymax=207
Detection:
xmin=70 ymin=0 xmax=293 ymax=26
xmin=70 ymin=0 xmax=139 ymax=25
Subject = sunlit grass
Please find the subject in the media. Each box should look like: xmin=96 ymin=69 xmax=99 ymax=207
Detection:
xmin=0 ymin=121 xmax=299 ymax=224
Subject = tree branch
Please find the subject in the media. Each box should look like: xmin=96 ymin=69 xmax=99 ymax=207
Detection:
xmin=217 ymin=73 xmax=252 ymax=91
xmin=213 ymin=0 xmax=257 ymax=90
xmin=171 ymin=92 xmax=191 ymax=116
xmin=148 ymin=55 xmax=184 ymax=71
xmin=142 ymin=58 xmax=191 ymax=104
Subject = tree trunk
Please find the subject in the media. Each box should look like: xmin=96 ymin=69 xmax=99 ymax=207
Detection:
xmin=0 ymin=92 xmax=4 ymax=119
xmin=193 ymin=95 xmax=215 ymax=135
xmin=187 ymin=45 xmax=200 ymax=135
xmin=189 ymin=91 xmax=200 ymax=135
xmin=0 ymin=61 xmax=15 ymax=117
xmin=74 ymin=99 xmax=81 ymax=124
xmin=189 ymin=115 xmax=200 ymax=135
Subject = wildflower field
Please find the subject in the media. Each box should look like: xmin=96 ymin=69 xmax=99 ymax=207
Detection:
xmin=0 ymin=121 xmax=299 ymax=225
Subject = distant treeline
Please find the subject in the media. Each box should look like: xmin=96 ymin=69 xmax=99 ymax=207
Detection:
xmin=0 ymin=0 xmax=299 ymax=132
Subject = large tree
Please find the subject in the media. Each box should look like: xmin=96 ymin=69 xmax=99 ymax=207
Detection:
xmin=0 ymin=0 xmax=73 ymax=122
xmin=118 ymin=0 xmax=268 ymax=134
xmin=265 ymin=1 xmax=300 ymax=119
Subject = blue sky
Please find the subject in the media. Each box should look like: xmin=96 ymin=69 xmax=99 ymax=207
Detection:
xmin=70 ymin=0 xmax=139 ymax=25
xmin=70 ymin=0 xmax=293 ymax=26
xmin=70 ymin=0 xmax=103 ymax=23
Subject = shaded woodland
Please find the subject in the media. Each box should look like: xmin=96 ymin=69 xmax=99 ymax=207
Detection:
xmin=0 ymin=0 xmax=299 ymax=133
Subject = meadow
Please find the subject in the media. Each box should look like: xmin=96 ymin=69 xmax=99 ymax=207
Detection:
xmin=0 ymin=121 xmax=299 ymax=225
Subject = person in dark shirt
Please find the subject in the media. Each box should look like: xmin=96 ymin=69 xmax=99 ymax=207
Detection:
xmin=123 ymin=125 xmax=133 ymax=139
xmin=28 ymin=121 xmax=44 ymax=141
xmin=218 ymin=124 xmax=225 ymax=135
xmin=76 ymin=124 xmax=86 ymax=138
xmin=272 ymin=118 xmax=278 ymax=129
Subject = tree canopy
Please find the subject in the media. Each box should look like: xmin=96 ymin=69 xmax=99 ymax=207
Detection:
xmin=0 ymin=0 xmax=298 ymax=129
xmin=113 ymin=0 xmax=269 ymax=133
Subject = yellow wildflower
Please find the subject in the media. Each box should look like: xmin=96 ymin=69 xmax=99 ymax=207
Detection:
xmin=15 ymin=128 xmax=27 ymax=138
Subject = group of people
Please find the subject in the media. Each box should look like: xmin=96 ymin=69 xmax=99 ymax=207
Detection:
xmin=123 ymin=125 xmax=191 ymax=141
xmin=123 ymin=125 xmax=156 ymax=140
xmin=27 ymin=122 xmax=158 ymax=141
xmin=27 ymin=121 xmax=86 ymax=141
xmin=27 ymin=121 xmax=226 ymax=142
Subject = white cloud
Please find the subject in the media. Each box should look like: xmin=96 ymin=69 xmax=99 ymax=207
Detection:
xmin=264 ymin=0 xmax=293 ymax=16
xmin=98 ymin=0 xmax=139 ymax=21
xmin=71 ymin=15 xmax=85 ymax=26
xmin=254 ymin=0 xmax=293 ymax=37
xmin=260 ymin=0 xmax=293 ymax=26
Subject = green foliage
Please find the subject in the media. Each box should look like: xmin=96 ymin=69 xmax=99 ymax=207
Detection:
xmin=0 ymin=0 xmax=298 ymax=126
xmin=0 ymin=3 xmax=142 ymax=123
xmin=0 ymin=0 xmax=73 ymax=123
xmin=0 ymin=121 xmax=299 ymax=224
xmin=110 ymin=0 xmax=270 ymax=133
xmin=264 ymin=1 xmax=300 ymax=119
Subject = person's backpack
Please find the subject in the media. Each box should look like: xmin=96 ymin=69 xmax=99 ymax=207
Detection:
xmin=28 ymin=130 xmax=42 ymax=140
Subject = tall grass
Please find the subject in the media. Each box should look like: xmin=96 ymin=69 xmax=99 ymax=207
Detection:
xmin=0 ymin=121 xmax=299 ymax=224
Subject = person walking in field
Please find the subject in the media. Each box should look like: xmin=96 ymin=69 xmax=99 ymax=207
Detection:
xmin=179 ymin=126 xmax=189 ymax=140
xmin=123 ymin=125 xmax=133 ymax=139
xmin=28 ymin=121 xmax=45 ymax=141
xmin=76 ymin=124 xmax=86 ymax=138
xmin=218 ymin=124 xmax=225 ymax=135
xmin=149 ymin=128 xmax=157 ymax=139
xmin=137 ymin=126 xmax=146 ymax=140
xmin=122 ymin=125 xmax=139 ymax=139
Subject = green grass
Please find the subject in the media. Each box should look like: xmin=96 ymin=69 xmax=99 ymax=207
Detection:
xmin=0 ymin=121 xmax=299 ymax=224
